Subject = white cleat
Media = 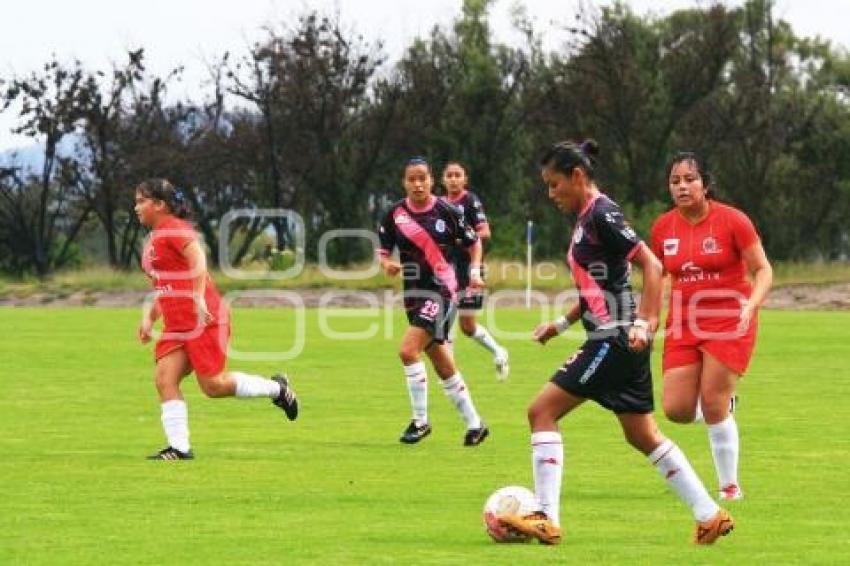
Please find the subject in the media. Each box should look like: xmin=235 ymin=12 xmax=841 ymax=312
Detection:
xmin=494 ymin=349 xmax=510 ymax=381
xmin=719 ymin=483 xmax=744 ymax=501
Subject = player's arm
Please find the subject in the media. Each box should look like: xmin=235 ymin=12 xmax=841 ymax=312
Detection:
xmin=476 ymin=222 xmax=491 ymax=240
xmin=377 ymin=213 xmax=401 ymax=277
xmin=533 ymin=302 xmax=581 ymax=345
xmin=628 ymin=243 xmax=663 ymax=351
xmin=182 ymin=239 xmax=214 ymax=324
xmin=740 ymin=241 xmax=773 ymax=330
xmin=138 ymin=295 xmax=161 ymax=344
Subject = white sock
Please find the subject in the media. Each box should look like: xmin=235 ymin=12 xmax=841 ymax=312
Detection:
xmin=708 ymin=415 xmax=740 ymax=489
xmin=472 ymin=324 xmax=501 ymax=356
xmin=441 ymin=373 xmax=482 ymax=430
xmin=232 ymin=371 xmax=282 ymax=398
xmin=532 ymin=431 xmax=563 ymax=526
xmin=693 ymin=398 xmax=704 ymax=424
xmin=404 ymin=362 xmax=428 ymax=425
xmin=161 ymin=400 xmax=190 ymax=453
xmin=648 ymin=439 xmax=719 ymax=522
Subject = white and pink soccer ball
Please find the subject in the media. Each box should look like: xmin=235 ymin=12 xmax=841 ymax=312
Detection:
xmin=482 ymin=486 xmax=539 ymax=543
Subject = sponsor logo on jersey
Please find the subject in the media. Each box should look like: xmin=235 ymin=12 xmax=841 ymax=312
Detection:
xmin=620 ymin=226 xmax=637 ymax=241
xmin=702 ymin=236 xmax=722 ymax=255
xmin=663 ymin=238 xmax=679 ymax=256
xmin=435 ymin=219 xmax=446 ymax=233
xmin=394 ymin=213 xmax=411 ymax=225
xmin=605 ymin=211 xmax=622 ymax=223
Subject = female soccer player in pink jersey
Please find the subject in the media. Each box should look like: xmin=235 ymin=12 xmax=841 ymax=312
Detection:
xmin=651 ymin=152 xmax=773 ymax=500
xmin=135 ymin=178 xmax=298 ymax=460
xmin=495 ymin=141 xmax=732 ymax=545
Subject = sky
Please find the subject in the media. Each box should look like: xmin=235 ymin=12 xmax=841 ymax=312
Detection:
xmin=1 ymin=0 xmax=848 ymax=151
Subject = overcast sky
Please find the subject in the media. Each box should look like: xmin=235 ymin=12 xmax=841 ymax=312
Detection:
xmin=1 ymin=0 xmax=847 ymax=150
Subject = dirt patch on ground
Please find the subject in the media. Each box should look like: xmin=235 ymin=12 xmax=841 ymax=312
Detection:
xmin=2 ymin=284 xmax=849 ymax=310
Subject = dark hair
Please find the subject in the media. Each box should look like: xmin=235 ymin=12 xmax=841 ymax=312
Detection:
xmin=403 ymin=155 xmax=432 ymax=175
xmin=666 ymin=151 xmax=713 ymax=191
xmin=540 ymin=139 xmax=599 ymax=179
xmin=135 ymin=178 xmax=191 ymax=219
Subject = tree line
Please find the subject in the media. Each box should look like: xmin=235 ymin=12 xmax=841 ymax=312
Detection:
xmin=1 ymin=0 xmax=848 ymax=276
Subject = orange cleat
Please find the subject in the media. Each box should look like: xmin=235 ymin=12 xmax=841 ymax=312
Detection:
xmin=694 ymin=509 xmax=735 ymax=544
xmin=498 ymin=512 xmax=562 ymax=545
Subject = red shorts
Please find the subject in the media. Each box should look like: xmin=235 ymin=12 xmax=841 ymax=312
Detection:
xmin=155 ymin=323 xmax=230 ymax=378
xmin=662 ymin=314 xmax=758 ymax=375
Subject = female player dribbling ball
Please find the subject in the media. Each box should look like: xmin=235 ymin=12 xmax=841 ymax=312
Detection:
xmin=135 ymin=178 xmax=299 ymax=460
xmin=440 ymin=161 xmax=510 ymax=379
xmin=651 ymin=152 xmax=773 ymax=500
xmin=377 ymin=157 xmax=489 ymax=446
xmin=495 ymin=140 xmax=733 ymax=545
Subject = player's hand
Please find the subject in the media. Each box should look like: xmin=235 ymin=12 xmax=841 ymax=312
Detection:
xmin=628 ymin=325 xmax=649 ymax=352
xmin=195 ymin=296 xmax=214 ymax=325
xmin=468 ymin=273 xmax=485 ymax=290
xmin=738 ymin=300 xmax=755 ymax=333
xmin=138 ymin=319 xmax=152 ymax=344
xmin=532 ymin=322 xmax=559 ymax=345
xmin=383 ymin=260 xmax=401 ymax=277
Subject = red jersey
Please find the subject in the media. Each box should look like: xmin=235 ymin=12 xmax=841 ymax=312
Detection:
xmin=141 ymin=217 xmax=228 ymax=332
xmin=650 ymin=201 xmax=759 ymax=314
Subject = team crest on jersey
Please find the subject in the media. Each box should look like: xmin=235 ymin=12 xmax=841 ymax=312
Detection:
xmin=663 ymin=238 xmax=679 ymax=256
xmin=435 ymin=219 xmax=446 ymax=233
xmin=394 ymin=213 xmax=411 ymax=225
xmin=573 ymin=225 xmax=584 ymax=244
xmin=702 ymin=236 xmax=722 ymax=255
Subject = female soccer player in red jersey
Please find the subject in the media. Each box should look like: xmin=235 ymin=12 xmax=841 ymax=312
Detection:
xmin=378 ymin=158 xmax=489 ymax=446
xmin=650 ymin=152 xmax=773 ymax=500
xmin=441 ymin=161 xmax=509 ymax=379
xmin=135 ymin=178 xmax=298 ymax=460
xmin=495 ymin=141 xmax=732 ymax=545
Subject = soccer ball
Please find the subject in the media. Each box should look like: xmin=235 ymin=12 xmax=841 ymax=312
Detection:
xmin=482 ymin=486 xmax=539 ymax=543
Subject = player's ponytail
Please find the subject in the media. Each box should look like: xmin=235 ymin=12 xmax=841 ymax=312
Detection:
xmin=136 ymin=178 xmax=192 ymax=219
xmin=540 ymin=139 xmax=599 ymax=179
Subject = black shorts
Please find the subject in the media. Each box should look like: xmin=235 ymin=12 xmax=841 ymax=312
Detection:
xmin=551 ymin=339 xmax=654 ymax=414
xmin=405 ymin=294 xmax=457 ymax=344
xmin=457 ymin=288 xmax=484 ymax=311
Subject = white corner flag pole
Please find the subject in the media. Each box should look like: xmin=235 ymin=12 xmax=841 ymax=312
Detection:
xmin=526 ymin=220 xmax=533 ymax=308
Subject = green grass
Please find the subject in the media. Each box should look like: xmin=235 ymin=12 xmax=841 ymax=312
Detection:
xmin=1 ymin=308 xmax=849 ymax=564
xmin=1 ymin=259 xmax=849 ymax=298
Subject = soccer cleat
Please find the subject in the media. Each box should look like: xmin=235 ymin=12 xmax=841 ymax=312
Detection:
xmin=400 ymin=420 xmax=432 ymax=444
xmin=271 ymin=374 xmax=299 ymax=421
xmin=464 ymin=424 xmax=490 ymax=446
xmin=694 ymin=509 xmax=734 ymax=544
xmin=719 ymin=483 xmax=744 ymax=501
xmin=147 ymin=446 xmax=194 ymax=460
xmin=494 ymin=349 xmax=510 ymax=381
xmin=498 ymin=511 xmax=562 ymax=545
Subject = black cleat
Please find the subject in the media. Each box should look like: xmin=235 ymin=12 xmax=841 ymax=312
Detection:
xmin=147 ymin=446 xmax=194 ymax=460
xmin=400 ymin=420 xmax=432 ymax=444
xmin=272 ymin=374 xmax=298 ymax=421
xmin=464 ymin=424 xmax=489 ymax=446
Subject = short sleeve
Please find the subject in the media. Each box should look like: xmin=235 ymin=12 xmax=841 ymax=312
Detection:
xmin=377 ymin=208 xmax=396 ymax=257
xmin=162 ymin=220 xmax=196 ymax=253
xmin=649 ymin=217 xmax=664 ymax=260
xmin=594 ymin=201 xmax=642 ymax=259
xmin=468 ymin=193 xmax=488 ymax=228
xmin=449 ymin=203 xmax=479 ymax=247
xmin=728 ymin=207 xmax=759 ymax=251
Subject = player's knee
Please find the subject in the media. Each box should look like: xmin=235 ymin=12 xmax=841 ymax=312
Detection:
xmin=700 ymin=395 xmax=728 ymax=424
xmin=527 ymin=402 xmax=554 ymax=430
xmin=460 ymin=319 xmax=476 ymax=336
xmin=198 ymin=375 xmax=230 ymax=398
xmin=398 ymin=346 xmax=420 ymax=366
xmin=662 ymin=398 xmax=694 ymax=424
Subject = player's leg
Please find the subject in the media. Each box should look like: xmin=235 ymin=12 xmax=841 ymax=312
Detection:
xmin=460 ymin=308 xmax=510 ymax=380
xmin=662 ymin=363 xmax=702 ymax=423
xmin=149 ymin=347 xmax=193 ymax=459
xmin=618 ymin=412 xmax=733 ymax=543
xmin=425 ymin=339 xmax=487 ymax=445
xmin=397 ymin=324 xmax=435 ymax=443
xmin=700 ymin=351 xmax=742 ymax=500
xmin=189 ymin=324 xmax=298 ymax=420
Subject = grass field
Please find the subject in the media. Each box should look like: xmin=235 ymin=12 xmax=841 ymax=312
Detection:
xmin=1 ymin=307 xmax=849 ymax=564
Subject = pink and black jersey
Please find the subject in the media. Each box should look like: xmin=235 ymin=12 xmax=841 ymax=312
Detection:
xmin=568 ymin=194 xmax=642 ymax=336
xmin=442 ymin=189 xmax=488 ymax=289
xmin=378 ymin=196 xmax=479 ymax=302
